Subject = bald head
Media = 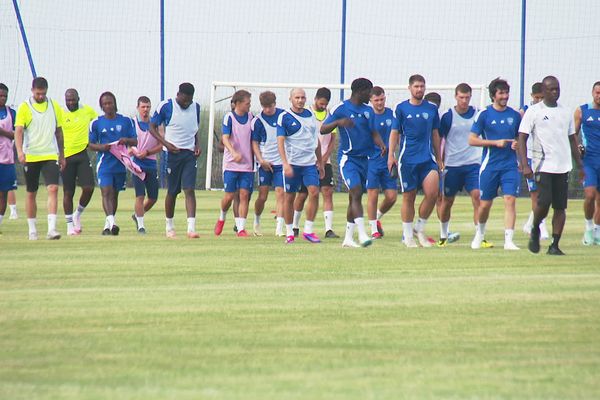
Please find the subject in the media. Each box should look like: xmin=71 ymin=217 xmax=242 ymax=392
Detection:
xmin=65 ymin=88 xmax=80 ymax=112
xmin=289 ymin=88 xmax=307 ymax=112
xmin=290 ymin=88 xmax=305 ymax=98
xmin=541 ymin=75 xmax=560 ymax=106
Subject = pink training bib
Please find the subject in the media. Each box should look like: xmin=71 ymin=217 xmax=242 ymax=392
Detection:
xmin=0 ymin=107 xmax=14 ymax=164
xmin=223 ymin=111 xmax=254 ymax=172
xmin=132 ymin=117 xmax=159 ymax=160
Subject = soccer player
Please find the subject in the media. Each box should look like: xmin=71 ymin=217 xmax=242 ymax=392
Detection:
xmin=61 ymin=88 xmax=97 ymax=235
xmin=387 ymin=74 xmax=442 ymax=248
xmin=88 ymin=92 xmax=137 ymax=235
xmin=0 ymin=83 xmax=17 ymax=233
xmin=292 ymin=88 xmax=339 ymax=238
xmin=251 ymin=91 xmax=285 ymax=236
xmin=520 ymin=82 xmax=549 ymax=239
xmin=322 ymin=78 xmax=385 ymax=248
xmin=469 ymin=78 xmax=521 ymax=251
xmin=573 ymin=81 xmax=600 ymax=246
xmin=436 ymin=83 xmax=483 ymax=246
xmin=14 ymin=77 xmax=65 ymax=240
xmin=520 ymin=76 xmax=582 ymax=255
xmin=149 ymin=82 xmax=201 ymax=239
xmin=214 ymin=90 xmax=254 ymax=237
xmin=130 ymin=96 xmax=162 ymax=234
xmin=367 ymin=86 xmax=397 ymax=239
xmin=278 ymin=88 xmax=324 ymax=244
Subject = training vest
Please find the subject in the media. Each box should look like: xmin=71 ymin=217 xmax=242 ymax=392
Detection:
xmin=0 ymin=106 xmax=14 ymax=164
xmin=24 ymin=97 xmax=58 ymax=157
xmin=223 ymin=111 xmax=254 ymax=172
xmin=133 ymin=117 xmax=159 ymax=161
xmin=444 ymin=107 xmax=481 ymax=167
xmin=257 ymin=113 xmax=282 ymax=165
xmin=283 ymin=109 xmax=318 ymax=166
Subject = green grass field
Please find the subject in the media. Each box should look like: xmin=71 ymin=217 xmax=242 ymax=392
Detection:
xmin=1 ymin=190 xmax=599 ymax=399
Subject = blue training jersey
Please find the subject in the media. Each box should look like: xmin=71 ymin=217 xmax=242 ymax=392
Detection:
xmin=471 ymin=105 xmax=521 ymax=171
xmin=580 ymin=103 xmax=600 ymax=160
xmin=392 ymin=100 xmax=440 ymax=164
xmin=370 ymin=107 xmax=394 ymax=162
xmin=89 ymin=114 xmax=136 ymax=173
xmin=324 ymin=100 xmax=375 ymax=159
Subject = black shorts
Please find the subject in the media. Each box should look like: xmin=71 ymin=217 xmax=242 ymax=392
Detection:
xmin=299 ymin=163 xmax=334 ymax=193
xmin=24 ymin=159 xmax=60 ymax=192
xmin=536 ymin=172 xmax=569 ymax=210
xmin=63 ymin=150 xmax=95 ymax=192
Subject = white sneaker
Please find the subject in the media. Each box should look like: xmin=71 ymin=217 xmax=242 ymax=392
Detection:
xmin=67 ymin=228 xmax=79 ymax=236
xmin=28 ymin=232 xmax=38 ymax=241
xmin=504 ymin=241 xmax=520 ymax=250
xmin=471 ymin=233 xmax=483 ymax=249
xmin=253 ymin=224 xmax=263 ymax=237
xmin=47 ymin=230 xmax=61 ymax=240
xmin=9 ymin=213 xmax=18 ymax=220
xmin=416 ymin=231 xmax=432 ymax=248
xmin=275 ymin=230 xmax=285 ymax=237
xmin=540 ymin=223 xmax=549 ymax=240
xmin=73 ymin=213 xmax=82 ymax=233
xmin=522 ymin=222 xmax=532 ymax=235
xmin=342 ymin=239 xmax=360 ymax=248
xmin=403 ymin=237 xmax=418 ymax=248
xmin=582 ymin=230 xmax=594 ymax=246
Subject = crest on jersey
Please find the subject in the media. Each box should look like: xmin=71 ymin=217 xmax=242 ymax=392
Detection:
xmin=507 ymin=118 xmax=514 ymax=125
xmin=116 ymin=124 xmax=122 ymax=132
xmin=364 ymin=111 xmax=370 ymax=119
xmin=422 ymin=112 xmax=429 ymax=120
xmin=386 ymin=119 xmax=392 ymax=127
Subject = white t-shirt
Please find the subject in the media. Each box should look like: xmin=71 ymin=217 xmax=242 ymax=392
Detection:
xmin=518 ymin=102 xmax=575 ymax=174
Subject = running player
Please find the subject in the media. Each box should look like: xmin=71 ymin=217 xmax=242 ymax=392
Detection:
xmin=292 ymin=88 xmax=339 ymax=238
xmin=469 ymin=78 xmax=521 ymax=250
xmin=574 ymin=80 xmax=600 ymax=245
xmin=278 ymin=88 xmax=324 ymax=244
xmin=520 ymin=76 xmax=582 ymax=255
xmin=436 ymin=83 xmax=483 ymax=246
xmin=130 ymin=96 xmax=162 ymax=234
xmin=367 ymin=86 xmax=396 ymax=239
xmin=322 ymin=78 xmax=385 ymax=248
xmin=520 ymin=82 xmax=549 ymax=239
xmin=215 ymin=90 xmax=254 ymax=237
xmin=388 ymin=74 xmax=442 ymax=248
xmin=88 ymin=92 xmax=137 ymax=235
xmin=251 ymin=91 xmax=285 ymax=236
xmin=0 ymin=83 xmax=17 ymax=233
xmin=149 ymin=82 xmax=202 ymax=239
xmin=61 ymin=88 xmax=97 ymax=235
xmin=14 ymin=77 xmax=65 ymax=240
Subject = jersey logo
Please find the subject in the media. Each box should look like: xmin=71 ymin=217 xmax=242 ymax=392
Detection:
xmin=386 ymin=119 xmax=392 ymax=127
xmin=587 ymin=116 xmax=594 ymax=122
xmin=543 ymin=116 xmax=549 ymax=121
xmin=101 ymin=128 xmax=107 ymax=133
xmin=110 ymin=128 xmax=114 ymax=131
xmin=350 ymin=114 xmax=355 ymax=118
xmin=407 ymin=114 xmax=413 ymax=119
xmin=491 ymin=120 xmax=497 ymax=125
xmin=363 ymin=111 xmax=370 ymax=118
xmin=116 ymin=124 xmax=122 ymax=132
xmin=422 ymin=112 xmax=429 ymax=120
xmin=380 ymin=122 xmax=384 ymax=126
xmin=500 ymin=120 xmax=505 ymax=124
xmin=507 ymin=118 xmax=514 ymax=125
xmin=416 ymin=114 xmax=420 ymax=118
xmin=291 ymin=122 xmax=297 ymax=126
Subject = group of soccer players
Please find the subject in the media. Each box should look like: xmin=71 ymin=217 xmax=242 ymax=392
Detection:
xmin=1 ymin=75 xmax=599 ymax=254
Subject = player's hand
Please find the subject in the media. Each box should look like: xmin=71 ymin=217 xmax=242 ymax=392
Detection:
xmin=260 ymin=160 xmax=273 ymax=172
xmin=232 ymin=151 xmax=242 ymax=163
xmin=436 ymin=158 xmax=445 ymax=172
xmin=194 ymin=145 xmax=202 ymax=157
xmin=337 ymin=118 xmax=355 ymax=128
xmin=127 ymin=147 xmax=135 ymax=156
xmin=510 ymin=140 xmax=518 ymax=150
xmin=283 ymin=163 xmax=293 ymax=178
xmin=165 ymin=142 xmax=179 ymax=153
xmin=318 ymin=163 xmax=325 ymax=179
xmin=17 ymin=151 xmax=26 ymax=164
xmin=138 ymin=150 xmax=148 ymax=159
xmin=495 ymin=139 xmax=513 ymax=148
xmin=58 ymin=156 xmax=66 ymax=172
xmin=522 ymin=164 xmax=533 ymax=179
xmin=387 ymin=159 xmax=397 ymax=174
xmin=103 ymin=144 xmax=112 ymax=151
xmin=379 ymin=144 xmax=386 ymax=157
xmin=578 ymin=144 xmax=585 ymax=157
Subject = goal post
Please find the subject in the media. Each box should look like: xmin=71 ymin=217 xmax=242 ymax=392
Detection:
xmin=205 ymin=81 xmax=488 ymax=190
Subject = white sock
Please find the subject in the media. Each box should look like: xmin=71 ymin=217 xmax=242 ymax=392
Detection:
xmin=276 ymin=217 xmax=285 ymax=233
xmin=65 ymin=214 xmax=73 ymax=232
xmin=440 ymin=221 xmax=449 ymax=239
xmin=9 ymin=204 xmax=17 ymax=215
xmin=219 ymin=209 xmax=227 ymax=221
xmin=585 ymin=218 xmax=594 ymax=231
xmin=594 ymin=224 xmax=600 ymax=238
xmin=505 ymin=228 xmax=514 ymax=242
xmin=76 ymin=204 xmax=86 ymax=214
xmin=286 ymin=224 xmax=294 ymax=237
xmin=48 ymin=214 xmax=57 ymax=232
xmin=369 ymin=219 xmax=378 ymax=234
xmin=187 ymin=217 xmax=195 ymax=233
xmin=354 ymin=217 xmax=369 ymax=242
xmin=478 ymin=222 xmax=486 ymax=236
xmin=137 ymin=216 xmax=145 ymax=229
xmin=526 ymin=211 xmax=534 ymax=226
xmin=104 ymin=218 xmax=110 ymax=230
xmin=235 ymin=217 xmax=246 ymax=232
xmin=166 ymin=218 xmax=174 ymax=231
xmin=345 ymin=222 xmax=355 ymax=242
xmin=304 ymin=220 xmax=314 ymax=234
xmin=403 ymin=222 xmax=413 ymax=241
xmin=27 ymin=218 xmax=37 ymax=234
xmin=377 ymin=209 xmax=384 ymax=220
xmin=254 ymin=213 xmax=261 ymax=226
xmin=0 ymin=215 xmax=3 ymax=226
xmin=414 ymin=217 xmax=427 ymax=233
xmin=106 ymin=215 xmax=115 ymax=228
xmin=323 ymin=210 xmax=334 ymax=231
xmin=293 ymin=210 xmax=302 ymax=229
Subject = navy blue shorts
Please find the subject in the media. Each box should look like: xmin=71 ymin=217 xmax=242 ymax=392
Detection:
xmin=442 ymin=163 xmax=480 ymax=197
xmin=258 ymin=164 xmax=283 ymax=188
xmin=167 ymin=150 xmax=197 ymax=195
xmin=583 ymin=158 xmax=600 ymax=189
xmin=0 ymin=163 xmax=17 ymax=192
xmin=133 ymin=169 xmax=159 ymax=199
xmin=283 ymin=164 xmax=319 ymax=193
xmin=97 ymin=170 xmax=126 ymax=191
xmin=224 ymin=170 xmax=254 ymax=193
xmin=479 ymin=167 xmax=520 ymax=201
xmin=399 ymin=159 xmax=438 ymax=192
xmin=340 ymin=155 xmax=368 ymax=190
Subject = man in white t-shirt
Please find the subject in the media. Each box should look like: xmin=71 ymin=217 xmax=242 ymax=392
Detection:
xmin=518 ymin=76 xmax=583 ymax=255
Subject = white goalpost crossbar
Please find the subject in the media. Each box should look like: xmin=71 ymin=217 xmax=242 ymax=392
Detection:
xmin=205 ymin=81 xmax=488 ymax=190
